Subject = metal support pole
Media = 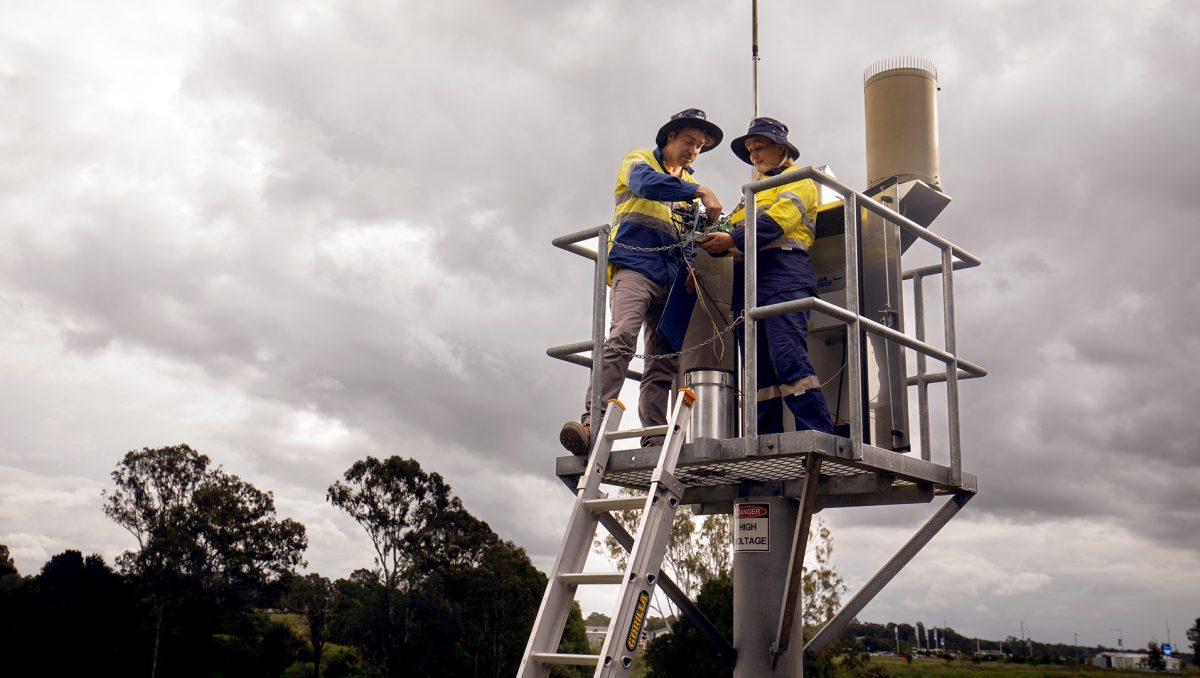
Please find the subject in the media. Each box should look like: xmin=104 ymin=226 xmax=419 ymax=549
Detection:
xmin=912 ymin=272 xmax=931 ymax=461
xmin=843 ymin=193 xmax=864 ymax=457
xmin=743 ymin=186 xmax=759 ymax=451
xmin=804 ymin=492 xmax=973 ymax=658
xmin=590 ymin=226 xmax=609 ymax=446
xmin=751 ymin=0 xmax=760 ymax=118
xmin=733 ymin=496 xmax=802 ymax=678
xmin=941 ymin=247 xmax=962 ymax=487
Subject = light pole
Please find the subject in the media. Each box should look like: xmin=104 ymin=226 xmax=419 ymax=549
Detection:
xmin=1110 ymin=627 xmax=1123 ymax=650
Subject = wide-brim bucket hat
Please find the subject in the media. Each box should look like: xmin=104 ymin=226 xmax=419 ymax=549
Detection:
xmin=730 ymin=116 xmax=799 ymax=165
xmin=655 ymin=108 xmax=724 ymax=153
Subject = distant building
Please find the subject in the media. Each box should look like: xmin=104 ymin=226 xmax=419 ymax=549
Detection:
xmin=585 ymin=625 xmax=607 ymax=648
xmin=1091 ymin=652 xmax=1182 ymax=672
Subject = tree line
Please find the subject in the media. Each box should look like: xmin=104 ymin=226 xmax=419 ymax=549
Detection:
xmin=0 ymin=445 xmax=587 ymax=678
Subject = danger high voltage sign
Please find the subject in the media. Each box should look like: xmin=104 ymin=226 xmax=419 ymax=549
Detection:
xmin=734 ymin=502 xmax=769 ymax=552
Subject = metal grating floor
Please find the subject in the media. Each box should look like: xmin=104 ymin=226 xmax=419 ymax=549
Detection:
xmin=555 ymin=430 xmax=975 ymax=509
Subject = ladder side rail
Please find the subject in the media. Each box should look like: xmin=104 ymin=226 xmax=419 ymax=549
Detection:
xmin=803 ymin=492 xmax=973 ymax=659
xmin=580 ymin=487 xmax=736 ymax=666
xmin=595 ymin=390 xmax=695 ymax=675
xmin=518 ymin=402 xmax=625 ymax=678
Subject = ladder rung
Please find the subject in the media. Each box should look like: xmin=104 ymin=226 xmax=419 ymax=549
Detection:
xmin=605 ymin=424 xmax=669 ymax=441
xmin=531 ymin=652 xmax=601 ymax=666
xmin=582 ymin=496 xmax=648 ymax=512
xmin=559 ymin=572 xmax=624 ymax=585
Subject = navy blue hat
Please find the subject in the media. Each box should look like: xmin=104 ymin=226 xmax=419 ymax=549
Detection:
xmin=730 ymin=117 xmax=800 ymax=165
xmin=655 ymin=108 xmax=723 ymax=153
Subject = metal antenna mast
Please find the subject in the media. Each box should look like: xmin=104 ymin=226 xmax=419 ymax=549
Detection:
xmin=752 ymin=0 xmax=760 ymax=117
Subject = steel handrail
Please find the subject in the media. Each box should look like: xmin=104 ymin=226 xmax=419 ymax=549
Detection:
xmin=746 ymin=296 xmax=987 ymax=378
xmin=738 ymin=165 xmax=982 ymax=481
xmin=550 ymin=163 xmax=984 ymax=484
xmin=744 ymin=166 xmax=981 ymax=265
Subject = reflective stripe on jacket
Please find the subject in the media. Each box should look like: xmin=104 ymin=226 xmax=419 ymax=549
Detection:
xmin=607 ymin=148 xmax=699 ymax=286
xmin=729 ymin=164 xmax=818 ymax=253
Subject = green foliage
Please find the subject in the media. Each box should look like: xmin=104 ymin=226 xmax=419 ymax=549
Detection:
xmin=0 ymin=543 xmax=16 ymax=577
xmin=810 ymin=636 xmax=868 ymax=678
xmin=103 ymin=445 xmax=308 ymax=594
xmin=102 ymin=444 xmax=308 ymax=676
xmin=327 ymin=455 xmax=561 ymax=678
xmin=551 ymin=604 xmax=593 ymax=678
xmin=644 ymin=572 xmax=733 ymax=678
xmin=597 ymin=490 xmax=730 ymax=601
xmin=802 ymin=518 xmax=847 ymax=639
xmin=209 ymin=616 xmax=306 ymax=677
xmin=285 ymin=573 xmax=339 ymax=678
xmin=323 ymin=649 xmax=365 ymax=678
xmin=327 ymin=456 xmax=465 ymax=591
xmin=585 ymin=611 xmax=611 ymax=626
xmin=0 ymin=550 xmax=144 ymax=675
xmin=1147 ymin=641 xmax=1167 ymax=671
xmin=1188 ymin=617 xmax=1200 ymax=667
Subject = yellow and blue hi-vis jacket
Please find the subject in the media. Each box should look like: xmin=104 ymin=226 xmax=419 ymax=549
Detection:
xmin=608 ymin=148 xmax=699 ymax=286
xmin=728 ymin=163 xmax=820 ymax=295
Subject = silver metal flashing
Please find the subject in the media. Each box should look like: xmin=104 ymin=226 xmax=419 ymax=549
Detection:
xmin=864 ymin=56 xmax=938 ymax=83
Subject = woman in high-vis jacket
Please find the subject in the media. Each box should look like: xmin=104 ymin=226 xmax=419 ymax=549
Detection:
xmin=699 ymin=117 xmax=833 ymax=434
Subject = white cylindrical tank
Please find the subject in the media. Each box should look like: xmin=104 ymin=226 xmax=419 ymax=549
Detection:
xmin=864 ymin=56 xmax=941 ymax=190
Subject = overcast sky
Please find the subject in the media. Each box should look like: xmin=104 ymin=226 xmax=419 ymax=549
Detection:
xmin=2 ymin=0 xmax=1197 ymax=653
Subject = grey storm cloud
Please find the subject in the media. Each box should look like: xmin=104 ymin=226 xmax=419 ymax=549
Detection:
xmin=1 ymin=0 xmax=1197 ymax=649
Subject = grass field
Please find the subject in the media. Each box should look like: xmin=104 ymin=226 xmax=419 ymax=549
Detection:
xmin=855 ymin=655 xmax=1199 ymax=678
xmin=626 ymin=654 xmax=1198 ymax=678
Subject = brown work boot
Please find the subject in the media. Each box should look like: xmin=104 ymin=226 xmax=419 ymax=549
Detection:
xmin=559 ymin=421 xmax=591 ymax=456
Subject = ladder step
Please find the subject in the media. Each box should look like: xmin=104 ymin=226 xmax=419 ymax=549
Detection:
xmin=605 ymin=424 xmax=669 ymax=441
xmin=559 ymin=572 xmax=624 ymax=585
xmin=582 ymin=496 xmax=648 ymax=512
xmin=531 ymin=652 xmax=601 ymax=666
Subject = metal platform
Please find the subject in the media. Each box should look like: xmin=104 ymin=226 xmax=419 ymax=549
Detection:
xmin=542 ymin=164 xmax=986 ymax=675
xmin=555 ymin=430 xmax=977 ymax=512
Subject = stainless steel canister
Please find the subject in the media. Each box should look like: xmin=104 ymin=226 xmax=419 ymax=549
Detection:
xmin=683 ymin=369 xmax=738 ymax=442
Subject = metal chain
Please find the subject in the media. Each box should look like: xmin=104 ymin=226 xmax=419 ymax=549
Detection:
xmin=603 ymin=206 xmax=745 ymax=359
xmin=606 ymin=313 xmax=745 ymax=361
xmin=609 ymin=239 xmax=692 ymax=253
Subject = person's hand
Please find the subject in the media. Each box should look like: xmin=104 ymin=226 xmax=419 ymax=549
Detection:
xmin=699 ymin=232 xmax=735 ymax=254
xmin=685 ymin=268 xmax=697 ymax=294
xmin=695 ymin=185 xmax=723 ymax=222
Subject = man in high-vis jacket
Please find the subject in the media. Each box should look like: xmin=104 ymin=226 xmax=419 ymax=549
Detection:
xmin=560 ymin=109 xmax=724 ymax=454
xmin=699 ymin=117 xmax=833 ymax=434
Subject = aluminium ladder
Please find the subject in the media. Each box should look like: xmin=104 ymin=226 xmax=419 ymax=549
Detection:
xmin=518 ymin=388 xmax=698 ymax=677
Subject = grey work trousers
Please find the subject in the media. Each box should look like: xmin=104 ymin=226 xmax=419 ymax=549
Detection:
xmin=582 ymin=267 xmax=679 ymax=444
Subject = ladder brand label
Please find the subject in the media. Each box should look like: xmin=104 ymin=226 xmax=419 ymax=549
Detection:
xmin=625 ymin=590 xmax=650 ymax=651
xmin=734 ymin=502 xmax=770 ymax=552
